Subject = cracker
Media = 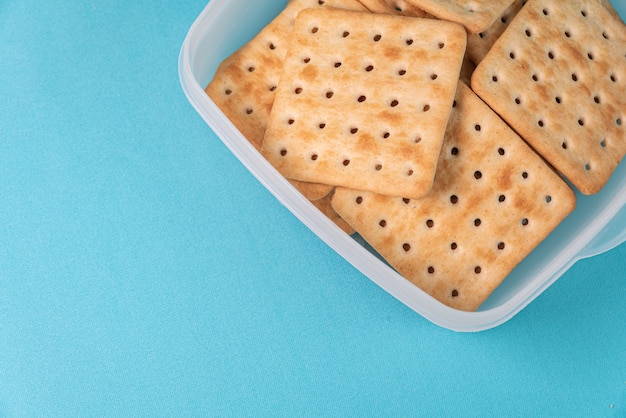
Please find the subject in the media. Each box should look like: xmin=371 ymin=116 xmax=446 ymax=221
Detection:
xmin=205 ymin=0 xmax=367 ymax=200
xmin=466 ymin=0 xmax=528 ymax=64
xmin=357 ymin=0 xmax=432 ymax=18
xmin=331 ymin=82 xmax=576 ymax=311
xmin=402 ymin=0 xmax=516 ymax=33
xmin=262 ymin=8 xmax=466 ymax=199
xmin=471 ymin=0 xmax=626 ymax=195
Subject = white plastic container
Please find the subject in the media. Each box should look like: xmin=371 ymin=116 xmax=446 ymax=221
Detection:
xmin=179 ymin=0 xmax=626 ymax=332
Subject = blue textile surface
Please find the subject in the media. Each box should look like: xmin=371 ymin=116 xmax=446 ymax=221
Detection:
xmin=0 ymin=1 xmax=625 ymax=416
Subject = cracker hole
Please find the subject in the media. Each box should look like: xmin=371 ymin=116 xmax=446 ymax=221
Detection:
xmin=398 ymin=69 xmax=407 ymax=76
xmin=224 ymin=88 xmax=232 ymax=95
xmin=581 ymin=10 xmax=587 ymax=17
xmin=603 ymin=31 xmax=609 ymax=40
xmin=542 ymin=8 xmax=549 ymax=15
xmin=509 ymin=52 xmax=516 ymax=59
xmin=402 ymin=198 xmax=411 ymax=204
xmin=562 ymin=141 xmax=567 ymax=149
xmin=269 ymin=85 xmax=277 ymax=92
xmin=407 ymin=169 xmax=414 ymax=176
xmin=311 ymin=153 xmax=318 ymax=161
xmin=515 ymin=97 xmax=521 ymax=105
xmin=334 ymin=62 xmax=342 ymax=68
xmin=269 ymin=42 xmax=276 ymax=50
xmin=548 ymin=51 xmax=554 ymax=60
xmin=248 ymin=66 xmax=256 ymax=72
xmin=474 ymin=124 xmax=481 ymax=132
xmin=294 ymin=87 xmax=303 ymax=94
xmin=555 ymin=96 xmax=561 ymax=104
xmin=303 ymin=57 xmax=311 ymax=63
xmin=280 ymin=148 xmax=287 ymax=156
xmin=479 ymin=33 xmax=485 ymax=39
xmin=318 ymin=123 xmax=326 ymax=129
xmin=245 ymin=108 xmax=253 ymax=115
xmin=350 ymin=127 xmax=358 ymax=134
xmin=498 ymin=242 xmax=506 ymax=250
xmin=431 ymin=73 xmax=438 ymax=80
xmin=450 ymin=195 xmax=458 ymax=204
xmin=390 ymin=99 xmax=399 ymax=107
xmin=532 ymin=74 xmax=539 ymax=82
xmin=382 ymin=132 xmax=390 ymax=139
xmin=355 ymin=196 xmax=363 ymax=204
xmin=521 ymin=218 xmax=529 ymax=226
xmin=326 ymin=91 xmax=334 ymax=99
xmin=438 ymin=42 xmax=445 ymax=49
xmin=318 ymin=0 xmax=325 ymax=4
xmin=452 ymin=100 xmax=457 ymax=108
xmin=474 ymin=171 xmax=482 ymax=180
xmin=342 ymin=31 xmax=350 ymax=38
xmin=343 ymin=159 xmax=351 ymax=166
xmin=451 ymin=147 xmax=459 ymax=156
xmin=474 ymin=218 xmax=482 ymax=227
xmin=610 ymin=74 xmax=617 ymax=82
xmin=525 ymin=28 xmax=532 ymax=37
xmin=538 ymin=120 xmax=544 ymax=127
xmin=288 ymin=118 xmax=295 ymax=125
xmin=498 ymin=147 xmax=505 ymax=155
xmin=492 ymin=75 xmax=499 ymax=82
xmin=501 ymin=16 xmax=508 ymax=23
xmin=375 ymin=163 xmax=382 ymax=171
xmin=578 ymin=118 xmax=584 ymax=126
xmin=427 ymin=266 xmax=435 ymax=274
xmin=585 ymin=163 xmax=591 ymax=171
xmin=546 ymin=195 xmax=552 ymax=203
xmin=594 ymin=96 xmax=600 ymax=104
xmin=365 ymin=65 xmax=374 ymax=72
xmin=379 ymin=220 xmax=387 ymax=228
xmin=498 ymin=194 xmax=506 ymax=203
xmin=571 ymin=73 xmax=578 ymax=82
xmin=474 ymin=266 xmax=482 ymax=274
xmin=451 ymin=289 xmax=459 ymax=297
xmin=522 ymin=171 xmax=529 ymax=179
xmin=600 ymin=139 xmax=607 ymax=148
xmin=587 ymin=52 xmax=594 ymax=60
xmin=403 ymin=243 xmax=411 ymax=252
xmin=450 ymin=242 xmax=458 ymax=251
xmin=358 ymin=95 xmax=367 ymax=103
xmin=423 ymin=104 xmax=431 ymax=112
xmin=414 ymin=137 xmax=422 ymax=144
xmin=311 ymin=27 xmax=319 ymax=33
xmin=564 ymin=31 xmax=571 ymax=38
xmin=617 ymin=118 xmax=623 ymax=126
xmin=426 ymin=219 xmax=434 ymax=228
xmin=373 ymin=34 xmax=382 ymax=42
xmin=406 ymin=38 xmax=413 ymax=45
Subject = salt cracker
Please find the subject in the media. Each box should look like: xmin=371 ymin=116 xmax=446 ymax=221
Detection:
xmin=262 ymin=8 xmax=466 ymax=199
xmin=331 ymin=83 xmax=576 ymax=311
xmin=472 ymin=0 xmax=626 ymax=195
xmin=403 ymin=0 xmax=516 ymax=33
xmin=205 ymin=0 xmax=367 ymax=200
xmin=466 ymin=0 xmax=527 ymax=65
xmin=357 ymin=0 xmax=431 ymax=18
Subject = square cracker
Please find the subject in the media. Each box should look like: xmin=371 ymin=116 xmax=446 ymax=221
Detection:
xmin=331 ymin=82 xmax=576 ymax=311
xmin=471 ymin=0 xmax=626 ymax=195
xmin=400 ymin=0 xmax=516 ymax=33
xmin=262 ymin=8 xmax=466 ymax=200
xmin=205 ymin=0 xmax=367 ymax=201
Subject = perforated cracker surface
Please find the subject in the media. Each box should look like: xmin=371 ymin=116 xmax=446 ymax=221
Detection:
xmin=331 ymin=83 xmax=576 ymax=311
xmin=402 ymin=0 xmax=516 ymax=33
xmin=471 ymin=0 xmax=626 ymax=194
xmin=262 ymin=8 xmax=466 ymax=199
xmin=205 ymin=0 xmax=367 ymax=200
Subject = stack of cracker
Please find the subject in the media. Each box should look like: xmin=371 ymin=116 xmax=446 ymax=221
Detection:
xmin=205 ymin=0 xmax=626 ymax=311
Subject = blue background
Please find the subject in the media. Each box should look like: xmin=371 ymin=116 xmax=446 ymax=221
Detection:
xmin=1 ymin=1 xmax=625 ymax=416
